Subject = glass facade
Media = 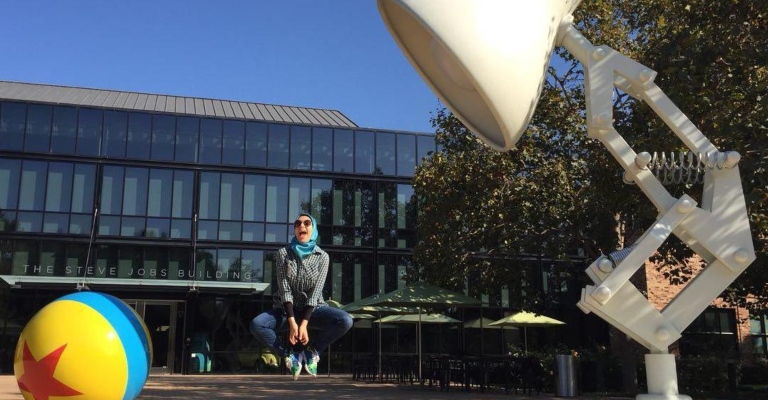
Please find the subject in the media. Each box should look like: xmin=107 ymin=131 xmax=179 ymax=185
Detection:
xmin=0 ymin=98 xmax=434 ymax=374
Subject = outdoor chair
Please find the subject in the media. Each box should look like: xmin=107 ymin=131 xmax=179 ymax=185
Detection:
xmin=520 ymin=355 xmax=544 ymax=395
xmin=352 ymin=355 xmax=376 ymax=381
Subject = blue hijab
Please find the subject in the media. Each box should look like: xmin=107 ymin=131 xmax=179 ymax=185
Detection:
xmin=290 ymin=213 xmax=318 ymax=258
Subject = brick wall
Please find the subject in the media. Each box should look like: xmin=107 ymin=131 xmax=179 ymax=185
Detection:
xmin=643 ymin=256 xmax=753 ymax=357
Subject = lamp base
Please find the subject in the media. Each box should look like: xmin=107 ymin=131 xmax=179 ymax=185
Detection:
xmin=637 ymin=395 xmax=692 ymax=400
xmin=637 ymin=354 xmax=691 ymax=400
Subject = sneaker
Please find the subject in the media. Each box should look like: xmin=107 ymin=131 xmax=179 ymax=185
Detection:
xmin=304 ymin=347 xmax=320 ymax=377
xmin=284 ymin=351 xmax=303 ymax=380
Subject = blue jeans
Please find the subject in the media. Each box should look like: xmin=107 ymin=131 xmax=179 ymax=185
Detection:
xmin=249 ymin=305 xmax=353 ymax=355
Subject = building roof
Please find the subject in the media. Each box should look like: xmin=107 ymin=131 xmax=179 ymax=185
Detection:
xmin=0 ymin=80 xmax=358 ymax=128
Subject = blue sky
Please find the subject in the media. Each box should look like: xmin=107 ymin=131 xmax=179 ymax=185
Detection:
xmin=0 ymin=0 xmax=441 ymax=133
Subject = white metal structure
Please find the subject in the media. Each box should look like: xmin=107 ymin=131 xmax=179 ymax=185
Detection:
xmin=376 ymin=1 xmax=756 ymax=399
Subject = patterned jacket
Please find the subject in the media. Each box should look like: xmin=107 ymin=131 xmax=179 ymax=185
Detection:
xmin=273 ymin=244 xmax=329 ymax=313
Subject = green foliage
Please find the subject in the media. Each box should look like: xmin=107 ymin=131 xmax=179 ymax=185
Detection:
xmin=740 ymin=358 xmax=768 ymax=385
xmin=676 ymin=356 xmax=739 ymax=395
xmin=617 ymin=0 xmax=768 ymax=307
xmin=411 ymin=0 xmax=768 ymax=310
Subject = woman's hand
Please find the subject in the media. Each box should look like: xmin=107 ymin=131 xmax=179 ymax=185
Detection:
xmin=297 ymin=321 xmax=310 ymax=345
xmin=287 ymin=317 xmax=300 ymax=345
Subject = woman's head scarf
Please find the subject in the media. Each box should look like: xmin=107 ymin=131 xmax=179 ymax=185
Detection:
xmin=290 ymin=213 xmax=318 ymax=258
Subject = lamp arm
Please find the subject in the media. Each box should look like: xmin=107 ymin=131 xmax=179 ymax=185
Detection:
xmin=557 ymin=21 xmax=756 ymax=353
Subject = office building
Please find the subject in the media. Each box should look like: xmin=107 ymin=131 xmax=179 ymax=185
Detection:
xmin=0 ymin=80 xmax=436 ymax=374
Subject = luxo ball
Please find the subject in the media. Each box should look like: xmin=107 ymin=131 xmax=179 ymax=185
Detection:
xmin=13 ymin=291 xmax=153 ymax=400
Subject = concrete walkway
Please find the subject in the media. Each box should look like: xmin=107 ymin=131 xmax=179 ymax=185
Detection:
xmin=0 ymin=374 xmax=634 ymax=400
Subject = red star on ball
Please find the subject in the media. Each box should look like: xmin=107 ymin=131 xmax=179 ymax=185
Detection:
xmin=17 ymin=341 xmax=83 ymax=400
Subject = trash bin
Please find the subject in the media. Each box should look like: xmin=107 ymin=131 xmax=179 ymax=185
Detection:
xmin=555 ymin=354 xmax=578 ymax=397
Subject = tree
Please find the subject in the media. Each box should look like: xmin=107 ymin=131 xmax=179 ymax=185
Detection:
xmin=411 ymin=0 xmax=767 ymax=311
xmin=623 ymin=0 xmax=767 ymax=309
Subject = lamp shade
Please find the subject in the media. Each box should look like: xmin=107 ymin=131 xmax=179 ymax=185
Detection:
xmin=378 ymin=0 xmax=581 ymax=151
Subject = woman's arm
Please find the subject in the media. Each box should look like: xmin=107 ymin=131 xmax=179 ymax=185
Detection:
xmin=275 ymin=248 xmax=294 ymax=306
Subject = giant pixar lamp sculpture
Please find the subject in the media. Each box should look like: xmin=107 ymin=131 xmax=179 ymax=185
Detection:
xmin=377 ymin=1 xmax=756 ymax=399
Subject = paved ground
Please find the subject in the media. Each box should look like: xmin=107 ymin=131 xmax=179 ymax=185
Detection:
xmin=0 ymin=374 xmax=634 ymax=400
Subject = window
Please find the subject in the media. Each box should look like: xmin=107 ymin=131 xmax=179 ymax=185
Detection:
xmin=311 ymin=127 xmax=333 ymax=171
xmin=243 ymin=174 xmax=266 ymax=222
xmin=11 ymin=240 xmax=40 ymax=275
xmin=265 ymin=176 xmax=288 ymax=223
xmin=290 ymin=126 xmax=311 ymax=170
xmin=375 ymin=132 xmax=396 ymax=175
xmin=417 ymin=135 xmax=436 ymax=162
xmin=331 ymin=253 xmax=375 ymax=304
xmin=750 ymin=312 xmax=768 ymax=357
xmin=333 ymin=129 xmax=353 ymax=173
xmin=199 ymin=172 xmax=220 ymax=220
xmin=40 ymin=242 xmax=77 ymax=275
xmin=95 ymin=165 xmax=182 ymax=242
xmin=172 ymin=170 xmax=193 ymax=218
xmin=0 ymin=158 xmax=21 ymax=210
xmin=122 ymin=168 xmax=148 ymax=216
xmin=241 ymin=249 xmax=265 ymax=282
xmin=311 ymin=178 xmax=332 ymax=227
xmin=144 ymin=247 xmax=170 ymax=279
xmin=101 ymin=166 xmax=124 ymax=215
xmin=264 ymin=223 xmax=287 ymax=244
xmin=76 ymin=108 xmax=103 ymax=156
xmin=681 ymin=307 xmax=738 ymax=356
xmin=245 ymin=122 xmax=267 ymax=168
xmin=330 ymin=180 xmax=374 ymax=247
xmin=71 ymin=162 xmax=95 ymax=214
xmin=19 ymin=161 xmax=47 ymax=211
xmin=16 ymin=212 xmax=42 ymax=233
xmin=200 ymin=118 xmax=222 ymax=164
xmin=45 ymin=162 xmax=73 ymax=212
xmin=377 ymin=183 xmax=416 ymax=248
xmin=196 ymin=248 xmax=217 ymax=280
xmin=288 ymin=177 xmax=310 ymax=221
xmin=127 ymin=113 xmax=151 ymax=159
xmin=25 ymin=104 xmax=52 ymax=153
xmin=267 ymin=124 xmax=289 ymax=169
xmin=222 ymin=120 xmax=245 ymax=166
xmin=397 ymin=134 xmax=417 ymax=176
xmin=378 ymin=254 xmax=401 ymax=294
xmin=355 ymin=130 xmax=375 ymax=174
xmin=219 ymin=173 xmax=243 ymax=220
xmin=103 ymin=111 xmax=128 ymax=158
xmin=151 ymin=114 xmax=175 ymax=161
xmin=147 ymin=168 xmax=173 ymax=217
xmin=51 ymin=106 xmax=77 ymax=155
xmin=175 ymin=117 xmax=199 ymax=163
xmin=0 ymin=102 xmax=26 ymax=151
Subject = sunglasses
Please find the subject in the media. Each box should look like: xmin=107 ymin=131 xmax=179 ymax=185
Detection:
xmin=293 ymin=219 xmax=313 ymax=228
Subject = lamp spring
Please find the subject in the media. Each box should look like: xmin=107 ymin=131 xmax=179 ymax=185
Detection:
xmin=632 ymin=151 xmax=739 ymax=185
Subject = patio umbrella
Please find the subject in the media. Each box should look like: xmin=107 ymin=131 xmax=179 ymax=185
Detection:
xmin=374 ymin=313 xmax=461 ymax=383
xmin=461 ymin=316 xmax=518 ymax=354
xmin=348 ymin=282 xmax=481 ymax=381
xmin=325 ymin=299 xmax=344 ymax=309
xmin=324 ymin=299 xmax=376 ymax=376
xmin=374 ymin=313 xmax=461 ymax=324
xmin=349 ymin=282 xmax=482 ymax=309
xmin=463 ymin=316 xmax=508 ymax=329
xmin=488 ymin=311 xmax=566 ymax=353
xmin=342 ymin=303 xmax=421 ymax=381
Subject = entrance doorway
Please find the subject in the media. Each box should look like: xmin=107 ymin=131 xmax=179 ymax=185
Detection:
xmin=127 ymin=300 xmax=185 ymax=375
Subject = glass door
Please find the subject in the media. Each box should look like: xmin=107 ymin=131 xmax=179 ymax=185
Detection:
xmin=127 ymin=300 xmax=183 ymax=374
